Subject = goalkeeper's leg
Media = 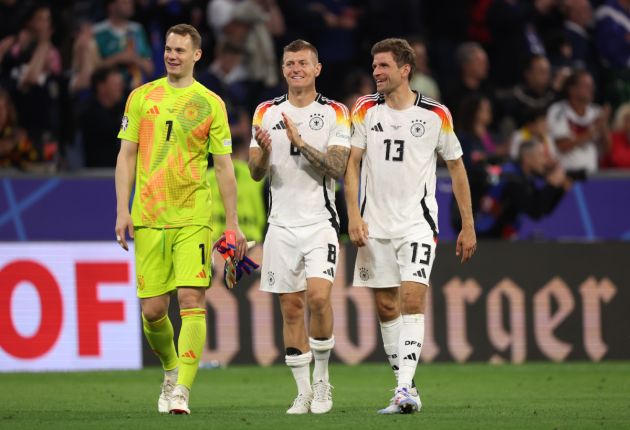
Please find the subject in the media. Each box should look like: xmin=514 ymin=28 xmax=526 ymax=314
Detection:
xmin=279 ymin=292 xmax=312 ymax=414
xmin=306 ymin=277 xmax=334 ymax=414
xmin=170 ymin=287 xmax=207 ymax=415
xmin=141 ymin=295 xmax=178 ymax=413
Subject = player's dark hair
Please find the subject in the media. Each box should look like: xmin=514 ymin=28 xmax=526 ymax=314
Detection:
xmin=166 ymin=24 xmax=202 ymax=50
xmin=371 ymin=38 xmax=416 ymax=78
xmin=283 ymin=39 xmax=319 ymax=62
xmin=563 ymin=69 xmax=590 ymax=97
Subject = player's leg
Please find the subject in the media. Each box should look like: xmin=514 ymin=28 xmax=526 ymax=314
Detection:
xmin=279 ymin=291 xmax=312 ymax=414
xmin=306 ymin=277 xmax=334 ymax=413
xmin=393 ymin=232 xmax=437 ymax=413
xmin=303 ymin=223 xmax=338 ymax=413
xmin=260 ymin=224 xmax=312 ymax=414
xmin=352 ymin=237 xmax=408 ymax=414
xmin=169 ymin=226 xmax=213 ymax=415
xmin=135 ymin=227 xmax=178 ymax=413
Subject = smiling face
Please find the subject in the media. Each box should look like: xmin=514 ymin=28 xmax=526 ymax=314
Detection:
xmin=372 ymin=51 xmax=409 ymax=95
xmin=164 ymin=32 xmax=201 ymax=80
xmin=281 ymin=49 xmax=321 ymax=91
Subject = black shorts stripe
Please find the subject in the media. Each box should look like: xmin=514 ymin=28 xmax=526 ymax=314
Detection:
xmin=420 ymin=184 xmax=438 ymax=239
xmin=322 ymin=177 xmax=340 ymax=234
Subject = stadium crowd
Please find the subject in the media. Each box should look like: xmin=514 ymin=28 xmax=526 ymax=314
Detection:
xmin=0 ymin=0 xmax=629 ymax=237
xmin=0 ymin=0 xmax=629 ymax=172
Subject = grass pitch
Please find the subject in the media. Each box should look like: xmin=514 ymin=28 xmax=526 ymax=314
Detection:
xmin=1 ymin=362 xmax=629 ymax=430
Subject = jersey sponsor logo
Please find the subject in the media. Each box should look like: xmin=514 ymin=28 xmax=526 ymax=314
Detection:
xmin=309 ymin=113 xmax=324 ymax=130
xmin=370 ymin=122 xmax=384 ymax=132
xmin=411 ymin=119 xmax=426 ymax=137
xmin=359 ymin=267 xmax=370 ymax=281
xmin=137 ymin=274 xmax=145 ymax=290
xmin=272 ymin=120 xmax=286 ymax=130
xmin=145 ymin=106 xmax=160 ymax=115
xmin=120 ymin=115 xmax=129 ymax=131
xmin=223 ymin=139 xmax=232 ymax=147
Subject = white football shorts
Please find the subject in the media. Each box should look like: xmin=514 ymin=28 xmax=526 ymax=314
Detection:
xmin=260 ymin=222 xmax=339 ymax=294
xmin=352 ymin=229 xmax=437 ymax=288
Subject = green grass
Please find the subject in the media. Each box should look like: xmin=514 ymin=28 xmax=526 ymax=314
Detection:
xmin=1 ymin=362 xmax=629 ymax=430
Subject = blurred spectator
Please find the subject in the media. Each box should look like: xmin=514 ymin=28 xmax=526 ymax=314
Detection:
xmin=563 ymin=0 xmax=598 ymax=74
xmin=197 ymin=40 xmax=249 ymax=114
xmin=499 ymin=54 xmax=557 ymax=131
xmin=92 ymin=0 xmax=154 ymax=89
xmin=304 ymin=0 xmax=358 ymax=100
xmin=77 ymin=66 xmax=125 ymax=168
xmin=509 ymin=107 xmax=557 ymax=165
xmin=547 ymin=70 xmax=611 ymax=176
xmin=208 ymin=0 xmax=282 ymax=92
xmin=0 ymin=89 xmax=37 ymax=170
xmin=602 ymin=102 xmax=630 ymax=168
xmin=595 ymin=0 xmax=630 ymax=69
xmin=444 ymin=42 xmax=491 ymax=112
xmin=451 ymin=94 xmax=505 ymax=232
xmin=595 ymin=0 xmax=630 ymax=110
xmin=69 ymin=22 xmax=100 ymax=95
xmin=475 ymin=140 xmax=572 ymax=239
xmin=408 ymin=37 xmax=440 ymax=101
xmin=4 ymin=3 xmax=63 ymax=157
xmin=457 ymin=94 xmax=505 ymax=170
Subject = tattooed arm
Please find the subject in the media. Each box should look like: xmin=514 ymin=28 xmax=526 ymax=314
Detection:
xmin=298 ymin=144 xmax=350 ymax=180
xmin=281 ymin=112 xmax=350 ymax=179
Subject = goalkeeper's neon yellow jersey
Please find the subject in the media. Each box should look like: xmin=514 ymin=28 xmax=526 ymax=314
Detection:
xmin=118 ymin=77 xmax=232 ymax=228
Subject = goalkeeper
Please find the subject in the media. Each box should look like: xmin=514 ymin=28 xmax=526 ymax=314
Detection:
xmin=114 ymin=24 xmax=247 ymax=416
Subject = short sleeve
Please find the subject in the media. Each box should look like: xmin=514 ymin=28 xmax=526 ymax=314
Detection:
xmin=327 ymin=102 xmax=351 ymax=148
xmin=350 ymin=99 xmax=368 ymax=149
xmin=208 ymin=95 xmax=232 ymax=155
xmin=117 ymin=87 xmax=142 ymax=143
xmin=435 ymin=105 xmax=463 ymax=161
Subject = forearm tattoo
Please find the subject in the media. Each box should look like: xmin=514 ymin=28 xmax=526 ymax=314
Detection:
xmin=300 ymin=144 xmax=350 ymax=180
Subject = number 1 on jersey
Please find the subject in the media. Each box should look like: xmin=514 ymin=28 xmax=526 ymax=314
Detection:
xmin=165 ymin=120 xmax=173 ymax=142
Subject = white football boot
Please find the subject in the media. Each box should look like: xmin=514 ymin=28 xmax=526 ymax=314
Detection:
xmin=310 ymin=380 xmax=333 ymax=414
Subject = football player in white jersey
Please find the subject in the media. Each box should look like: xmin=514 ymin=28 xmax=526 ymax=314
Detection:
xmin=248 ymin=39 xmax=351 ymax=415
xmin=344 ymin=38 xmax=477 ymax=414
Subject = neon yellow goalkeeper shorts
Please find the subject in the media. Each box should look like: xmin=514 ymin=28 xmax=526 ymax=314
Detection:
xmin=134 ymin=226 xmax=212 ymax=298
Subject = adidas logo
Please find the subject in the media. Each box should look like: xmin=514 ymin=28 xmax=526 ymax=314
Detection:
xmin=146 ymin=105 xmax=160 ymax=115
xmin=181 ymin=350 xmax=197 ymax=359
xmin=403 ymin=352 xmax=417 ymax=361
xmin=195 ymin=270 xmax=207 ymax=279
xmin=322 ymin=267 xmax=335 ymax=277
xmin=412 ymin=268 xmax=426 ymax=278
xmin=370 ymin=122 xmax=384 ymax=132
xmin=272 ymin=120 xmax=286 ymax=130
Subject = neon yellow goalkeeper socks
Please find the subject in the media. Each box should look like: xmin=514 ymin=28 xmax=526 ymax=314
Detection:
xmin=177 ymin=308 xmax=207 ymax=389
xmin=142 ymin=313 xmax=178 ymax=371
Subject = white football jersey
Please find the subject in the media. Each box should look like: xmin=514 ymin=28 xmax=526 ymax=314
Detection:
xmin=351 ymin=93 xmax=463 ymax=239
xmin=251 ymin=93 xmax=351 ymax=229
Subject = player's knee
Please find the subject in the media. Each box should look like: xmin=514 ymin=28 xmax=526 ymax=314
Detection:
xmin=282 ymin=301 xmax=305 ymax=325
xmin=376 ymin=299 xmax=399 ymax=321
xmin=307 ymin=295 xmax=330 ymax=315
xmin=141 ymin=302 xmax=168 ymax=322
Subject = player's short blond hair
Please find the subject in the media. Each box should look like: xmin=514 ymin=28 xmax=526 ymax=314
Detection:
xmin=283 ymin=39 xmax=319 ymax=63
xmin=166 ymin=24 xmax=202 ymax=50
xmin=371 ymin=38 xmax=416 ymax=77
